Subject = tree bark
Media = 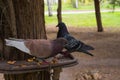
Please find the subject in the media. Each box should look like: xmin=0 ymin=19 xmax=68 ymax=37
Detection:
xmin=57 ymin=0 xmax=62 ymax=23
xmin=0 ymin=0 xmax=51 ymax=80
xmin=54 ymin=1 xmax=63 ymax=80
xmin=7 ymin=0 xmax=17 ymax=38
xmin=94 ymin=0 xmax=103 ymax=32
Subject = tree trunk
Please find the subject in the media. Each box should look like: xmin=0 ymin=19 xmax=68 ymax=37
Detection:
xmin=47 ymin=0 xmax=53 ymax=16
xmin=94 ymin=0 xmax=103 ymax=32
xmin=71 ymin=0 xmax=79 ymax=8
xmin=53 ymin=1 xmax=63 ymax=80
xmin=110 ymin=0 xmax=116 ymax=12
xmin=0 ymin=0 xmax=51 ymax=80
xmin=57 ymin=0 xmax=62 ymax=23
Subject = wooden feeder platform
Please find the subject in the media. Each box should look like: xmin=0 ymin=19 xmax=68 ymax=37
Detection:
xmin=0 ymin=55 xmax=78 ymax=74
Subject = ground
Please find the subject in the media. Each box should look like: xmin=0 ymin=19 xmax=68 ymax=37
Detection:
xmin=0 ymin=26 xmax=120 ymax=80
xmin=47 ymin=26 xmax=120 ymax=80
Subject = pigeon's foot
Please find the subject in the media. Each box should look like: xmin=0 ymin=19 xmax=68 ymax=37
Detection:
xmin=35 ymin=58 xmax=49 ymax=64
xmin=60 ymin=51 xmax=74 ymax=59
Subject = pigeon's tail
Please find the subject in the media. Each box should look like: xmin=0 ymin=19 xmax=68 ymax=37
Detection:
xmin=77 ymin=43 xmax=94 ymax=56
xmin=5 ymin=39 xmax=15 ymax=47
xmin=8 ymin=38 xmax=25 ymax=42
xmin=80 ymin=49 xmax=94 ymax=56
xmin=5 ymin=39 xmax=30 ymax=54
xmin=83 ymin=44 xmax=94 ymax=50
xmin=5 ymin=38 xmax=24 ymax=46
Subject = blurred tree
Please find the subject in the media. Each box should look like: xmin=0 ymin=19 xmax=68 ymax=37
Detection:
xmin=71 ymin=0 xmax=79 ymax=8
xmin=47 ymin=0 xmax=53 ymax=16
xmin=57 ymin=0 xmax=62 ymax=22
xmin=53 ymin=1 xmax=63 ymax=80
xmin=109 ymin=0 xmax=120 ymax=12
xmin=94 ymin=0 xmax=104 ymax=32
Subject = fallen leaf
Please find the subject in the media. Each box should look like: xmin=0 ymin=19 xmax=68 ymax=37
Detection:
xmin=27 ymin=57 xmax=35 ymax=62
xmin=7 ymin=61 xmax=16 ymax=65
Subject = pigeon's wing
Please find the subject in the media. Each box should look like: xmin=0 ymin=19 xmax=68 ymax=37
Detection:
xmin=64 ymin=38 xmax=80 ymax=51
xmin=64 ymin=34 xmax=80 ymax=51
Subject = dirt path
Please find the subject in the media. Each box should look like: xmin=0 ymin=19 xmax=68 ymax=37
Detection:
xmin=47 ymin=27 xmax=120 ymax=80
xmin=60 ymin=58 xmax=120 ymax=80
xmin=45 ymin=9 xmax=120 ymax=15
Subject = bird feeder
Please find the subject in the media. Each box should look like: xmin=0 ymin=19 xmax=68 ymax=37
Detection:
xmin=0 ymin=54 xmax=78 ymax=74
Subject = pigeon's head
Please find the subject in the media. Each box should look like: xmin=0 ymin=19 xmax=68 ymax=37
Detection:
xmin=56 ymin=22 xmax=69 ymax=34
xmin=56 ymin=22 xmax=66 ymax=29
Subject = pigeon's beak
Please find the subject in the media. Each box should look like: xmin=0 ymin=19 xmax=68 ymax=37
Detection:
xmin=56 ymin=23 xmax=60 ymax=27
xmin=56 ymin=24 xmax=58 ymax=27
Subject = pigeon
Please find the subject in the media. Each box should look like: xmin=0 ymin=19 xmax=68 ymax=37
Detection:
xmin=5 ymin=38 xmax=68 ymax=60
xmin=56 ymin=22 xmax=94 ymax=56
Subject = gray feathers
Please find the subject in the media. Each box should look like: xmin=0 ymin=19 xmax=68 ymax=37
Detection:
xmin=56 ymin=22 xmax=94 ymax=56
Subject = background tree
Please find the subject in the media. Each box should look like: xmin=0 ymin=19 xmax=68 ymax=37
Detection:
xmin=57 ymin=0 xmax=62 ymax=22
xmin=52 ymin=0 xmax=63 ymax=80
xmin=47 ymin=0 xmax=53 ymax=16
xmin=109 ymin=0 xmax=120 ymax=12
xmin=71 ymin=0 xmax=79 ymax=8
xmin=94 ymin=0 xmax=104 ymax=32
xmin=0 ymin=0 xmax=52 ymax=80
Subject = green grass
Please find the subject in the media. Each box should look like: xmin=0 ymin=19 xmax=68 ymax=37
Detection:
xmin=45 ymin=12 xmax=120 ymax=28
xmin=45 ymin=3 xmax=120 ymax=11
xmin=45 ymin=4 xmax=95 ymax=11
xmin=102 ymin=12 xmax=120 ymax=28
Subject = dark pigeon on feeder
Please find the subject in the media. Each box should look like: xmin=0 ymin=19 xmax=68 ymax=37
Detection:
xmin=5 ymin=38 xmax=67 ymax=59
xmin=56 ymin=22 xmax=94 ymax=56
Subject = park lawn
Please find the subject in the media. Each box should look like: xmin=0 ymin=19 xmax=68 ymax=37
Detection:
xmin=45 ymin=3 xmax=120 ymax=11
xmin=45 ymin=12 xmax=120 ymax=28
xmin=45 ymin=4 xmax=95 ymax=11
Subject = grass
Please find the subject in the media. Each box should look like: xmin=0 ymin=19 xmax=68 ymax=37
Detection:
xmin=45 ymin=4 xmax=95 ymax=11
xmin=45 ymin=3 xmax=120 ymax=28
xmin=45 ymin=12 xmax=120 ymax=28
xmin=45 ymin=3 xmax=120 ymax=11
xmin=102 ymin=12 xmax=120 ymax=28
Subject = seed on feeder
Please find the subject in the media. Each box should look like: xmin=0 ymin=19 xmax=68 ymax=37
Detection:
xmin=7 ymin=61 xmax=16 ymax=64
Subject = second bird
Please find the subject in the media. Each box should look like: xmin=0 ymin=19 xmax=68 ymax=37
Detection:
xmin=56 ymin=22 xmax=94 ymax=56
